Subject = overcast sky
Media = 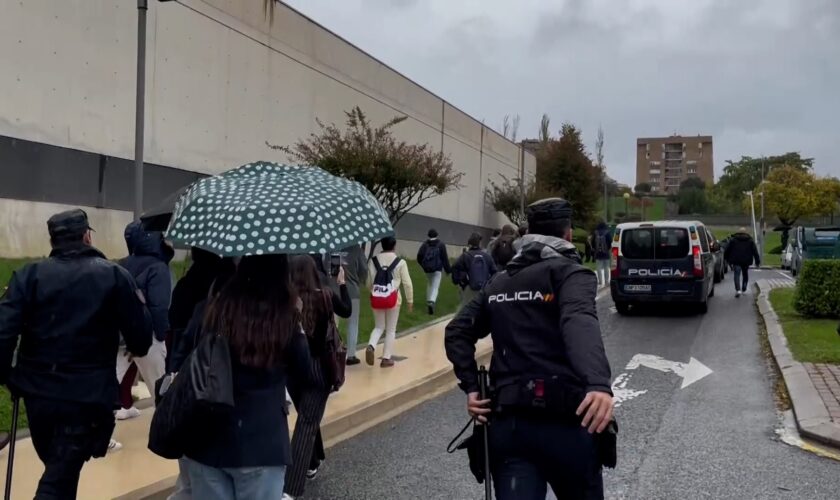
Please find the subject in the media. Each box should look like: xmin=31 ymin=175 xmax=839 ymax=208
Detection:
xmin=284 ymin=0 xmax=839 ymax=185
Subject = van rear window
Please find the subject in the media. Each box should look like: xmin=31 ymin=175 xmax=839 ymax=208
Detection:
xmin=621 ymin=228 xmax=689 ymax=260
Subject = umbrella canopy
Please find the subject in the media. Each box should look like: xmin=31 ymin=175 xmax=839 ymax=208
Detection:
xmin=140 ymin=185 xmax=190 ymax=232
xmin=165 ymin=162 xmax=393 ymax=256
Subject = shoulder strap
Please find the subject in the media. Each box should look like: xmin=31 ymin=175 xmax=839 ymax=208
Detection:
xmin=373 ymin=257 xmax=383 ymax=272
xmin=386 ymin=257 xmax=402 ymax=272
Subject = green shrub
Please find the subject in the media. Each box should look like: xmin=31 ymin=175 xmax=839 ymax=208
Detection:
xmin=769 ymin=245 xmax=783 ymax=255
xmin=794 ymin=260 xmax=840 ymax=318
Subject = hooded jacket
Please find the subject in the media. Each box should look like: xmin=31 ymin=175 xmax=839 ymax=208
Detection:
xmin=120 ymin=221 xmax=174 ymax=342
xmin=445 ymin=234 xmax=612 ymax=403
xmin=724 ymin=233 xmax=761 ymax=268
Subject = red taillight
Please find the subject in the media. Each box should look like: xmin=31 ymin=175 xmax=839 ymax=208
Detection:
xmin=534 ymin=379 xmax=545 ymax=398
xmin=611 ymin=247 xmax=619 ymax=277
xmin=692 ymin=245 xmax=703 ymax=277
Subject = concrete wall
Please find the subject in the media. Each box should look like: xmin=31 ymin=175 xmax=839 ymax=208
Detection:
xmin=0 ymin=0 xmax=534 ymax=257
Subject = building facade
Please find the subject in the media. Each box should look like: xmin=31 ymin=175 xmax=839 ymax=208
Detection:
xmin=0 ymin=0 xmax=534 ymax=258
xmin=636 ymin=135 xmax=713 ymax=194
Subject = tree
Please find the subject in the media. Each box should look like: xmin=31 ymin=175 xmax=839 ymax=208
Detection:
xmin=706 ymin=183 xmax=739 ymax=214
xmin=634 ymin=183 xmax=652 ymax=195
xmin=485 ymin=175 xmax=546 ymax=226
xmin=535 ymin=123 xmax=601 ymax=226
xmin=757 ymin=166 xmax=830 ymax=227
xmin=272 ymin=106 xmax=462 ymax=226
xmin=680 ymin=177 xmax=706 ymax=191
xmin=717 ymin=152 xmax=813 ymax=202
xmin=539 ymin=114 xmax=551 ymax=145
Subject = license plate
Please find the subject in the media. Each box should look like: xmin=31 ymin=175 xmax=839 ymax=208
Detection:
xmin=625 ymin=284 xmax=651 ymax=292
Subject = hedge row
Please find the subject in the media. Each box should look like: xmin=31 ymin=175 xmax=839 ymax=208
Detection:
xmin=794 ymin=260 xmax=840 ymax=318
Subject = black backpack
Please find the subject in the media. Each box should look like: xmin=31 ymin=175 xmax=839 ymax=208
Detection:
xmin=595 ymin=232 xmax=609 ymax=255
xmin=467 ymin=252 xmax=491 ymax=291
xmin=492 ymin=235 xmax=516 ymax=267
xmin=421 ymin=242 xmax=442 ymax=273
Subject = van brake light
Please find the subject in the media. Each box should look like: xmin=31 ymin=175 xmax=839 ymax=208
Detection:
xmin=611 ymin=247 xmax=619 ymax=278
xmin=692 ymin=245 xmax=703 ymax=277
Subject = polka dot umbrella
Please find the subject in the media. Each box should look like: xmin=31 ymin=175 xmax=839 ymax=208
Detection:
xmin=165 ymin=161 xmax=394 ymax=256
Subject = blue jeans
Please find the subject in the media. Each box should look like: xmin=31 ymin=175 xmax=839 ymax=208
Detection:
xmin=185 ymin=457 xmax=285 ymax=500
xmin=734 ymin=265 xmax=750 ymax=292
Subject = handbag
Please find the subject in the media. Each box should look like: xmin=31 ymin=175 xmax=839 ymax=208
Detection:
xmin=148 ymin=332 xmax=234 ymax=459
xmin=320 ymin=291 xmax=348 ymax=392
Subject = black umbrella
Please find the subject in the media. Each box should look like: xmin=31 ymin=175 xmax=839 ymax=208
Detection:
xmin=140 ymin=186 xmax=189 ymax=232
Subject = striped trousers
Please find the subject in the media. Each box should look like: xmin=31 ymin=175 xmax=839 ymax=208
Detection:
xmin=285 ymin=356 xmax=329 ymax=497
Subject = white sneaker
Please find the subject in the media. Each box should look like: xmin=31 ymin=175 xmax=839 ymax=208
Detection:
xmin=108 ymin=439 xmax=123 ymax=453
xmin=115 ymin=407 xmax=142 ymax=420
xmin=736 ymin=291 xmax=742 ymax=298
xmin=282 ymin=494 xmax=295 ymax=500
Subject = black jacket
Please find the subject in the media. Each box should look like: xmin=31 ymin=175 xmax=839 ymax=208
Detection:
xmin=451 ymin=247 xmax=498 ymax=288
xmin=724 ymin=233 xmax=761 ymax=267
xmin=169 ymin=249 xmax=220 ymax=347
xmin=181 ymin=302 xmax=313 ymax=468
xmin=445 ymin=234 xmax=612 ymax=400
xmin=0 ymin=244 xmax=152 ymax=408
xmin=417 ymin=239 xmax=451 ymax=274
xmin=119 ymin=222 xmax=174 ymax=341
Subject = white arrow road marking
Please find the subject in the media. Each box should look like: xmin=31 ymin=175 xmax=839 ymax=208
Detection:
xmin=611 ymin=373 xmax=648 ymax=407
xmin=624 ymin=353 xmax=713 ymax=389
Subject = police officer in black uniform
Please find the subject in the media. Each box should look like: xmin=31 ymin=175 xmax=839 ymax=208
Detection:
xmin=445 ymin=198 xmax=614 ymax=500
xmin=0 ymin=209 xmax=152 ymax=499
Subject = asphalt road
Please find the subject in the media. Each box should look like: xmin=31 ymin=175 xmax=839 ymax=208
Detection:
xmin=305 ymin=270 xmax=840 ymax=499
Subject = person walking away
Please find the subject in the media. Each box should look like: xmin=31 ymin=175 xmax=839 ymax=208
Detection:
xmin=167 ymin=248 xmax=221 ymax=371
xmin=584 ymin=231 xmax=595 ymax=264
xmin=593 ymin=222 xmax=612 ymax=288
xmin=445 ymin=198 xmax=614 ymax=500
xmin=116 ymin=221 xmax=173 ymax=420
xmin=0 ymin=209 xmax=152 ymax=499
xmin=452 ymin=233 xmax=498 ymax=308
xmin=491 ymin=225 xmax=518 ymax=269
xmin=417 ymin=229 xmax=452 ymax=315
xmin=366 ymin=237 xmax=414 ymax=368
xmin=341 ymin=244 xmax=369 ymax=365
xmin=724 ymin=227 xmax=761 ymax=297
xmin=487 ymin=229 xmax=502 ymax=251
xmin=284 ymin=256 xmax=352 ymax=499
xmin=166 ymin=250 xmax=227 ymax=500
xmin=183 ymin=255 xmax=312 ymax=500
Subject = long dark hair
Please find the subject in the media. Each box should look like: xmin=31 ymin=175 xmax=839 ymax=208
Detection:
xmin=204 ymin=254 xmax=299 ymax=369
xmin=289 ymin=255 xmax=329 ymax=338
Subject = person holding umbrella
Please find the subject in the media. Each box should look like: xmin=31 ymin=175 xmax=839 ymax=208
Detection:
xmin=159 ymin=161 xmax=395 ymax=499
xmin=0 ymin=209 xmax=152 ymax=499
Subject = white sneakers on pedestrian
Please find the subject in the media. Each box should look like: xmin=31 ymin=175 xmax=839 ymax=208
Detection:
xmin=736 ymin=290 xmax=742 ymax=298
xmin=108 ymin=439 xmax=123 ymax=453
xmin=282 ymin=494 xmax=295 ymax=500
xmin=115 ymin=407 xmax=142 ymax=420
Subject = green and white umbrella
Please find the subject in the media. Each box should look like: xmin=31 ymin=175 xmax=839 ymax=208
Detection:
xmin=166 ymin=161 xmax=393 ymax=256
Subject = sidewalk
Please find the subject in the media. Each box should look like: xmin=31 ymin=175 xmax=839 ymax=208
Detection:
xmin=756 ymin=279 xmax=840 ymax=448
xmin=0 ymin=319 xmax=491 ymax=500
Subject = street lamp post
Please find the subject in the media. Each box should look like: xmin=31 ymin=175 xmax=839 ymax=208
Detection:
xmin=623 ymin=192 xmax=630 ymax=219
xmin=134 ymin=0 xmax=148 ymax=221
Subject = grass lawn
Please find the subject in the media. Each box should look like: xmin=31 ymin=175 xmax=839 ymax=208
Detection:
xmin=340 ymin=259 xmax=460 ymax=350
xmin=769 ymin=287 xmax=840 ymax=364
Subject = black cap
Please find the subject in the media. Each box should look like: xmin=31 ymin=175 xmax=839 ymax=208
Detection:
xmin=47 ymin=209 xmax=93 ymax=242
xmin=526 ymin=198 xmax=573 ymax=225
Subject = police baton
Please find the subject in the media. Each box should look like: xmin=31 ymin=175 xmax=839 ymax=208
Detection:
xmin=478 ymin=366 xmax=491 ymax=500
xmin=4 ymin=396 xmax=19 ymax=500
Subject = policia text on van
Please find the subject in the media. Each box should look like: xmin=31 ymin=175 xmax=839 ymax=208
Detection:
xmin=445 ymin=198 xmax=615 ymax=500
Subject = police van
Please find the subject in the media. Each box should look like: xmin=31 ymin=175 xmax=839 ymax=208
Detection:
xmin=610 ymin=221 xmax=716 ymax=315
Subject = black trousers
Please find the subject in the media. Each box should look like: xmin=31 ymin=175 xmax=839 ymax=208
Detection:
xmin=24 ymin=397 xmax=114 ymax=500
xmin=488 ymin=413 xmax=603 ymax=500
xmin=285 ymin=357 xmax=329 ymax=497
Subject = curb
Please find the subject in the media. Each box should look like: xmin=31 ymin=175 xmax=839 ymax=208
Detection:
xmin=756 ymin=280 xmax=840 ymax=448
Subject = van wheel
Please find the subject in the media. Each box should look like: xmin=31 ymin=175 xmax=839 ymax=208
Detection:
xmin=697 ymin=299 xmax=709 ymax=314
xmin=615 ymin=301 xmax=631 ymax=315
xmin=713 ymin=269 xmax=722 ymax=284
xmin=709 ymin=284 xmax=715 ymax=298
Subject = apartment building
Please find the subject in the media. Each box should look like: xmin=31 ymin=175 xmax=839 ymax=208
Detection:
xmin=636 ymin=135 xmax=714 ymax=194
